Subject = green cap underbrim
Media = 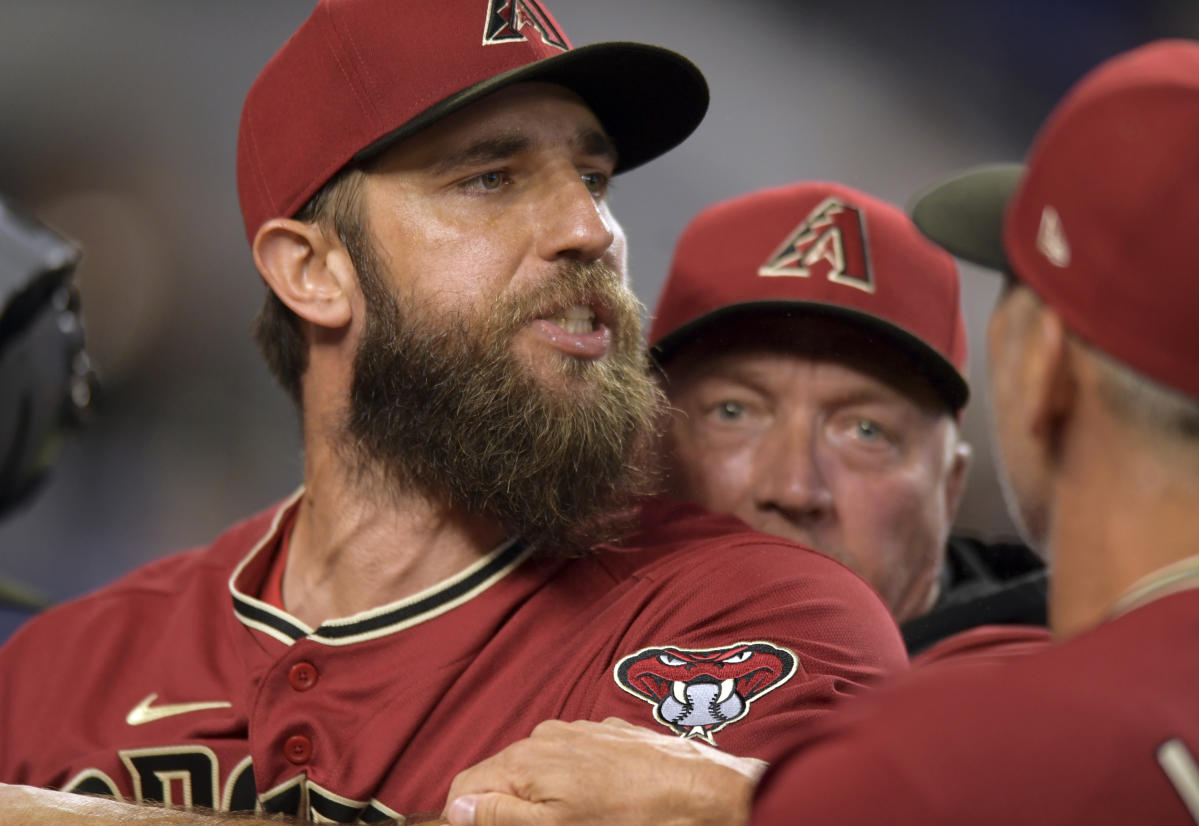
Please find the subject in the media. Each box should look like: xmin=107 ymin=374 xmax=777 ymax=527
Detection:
xmin=908 ymin=163 xmax=1024 ymax=273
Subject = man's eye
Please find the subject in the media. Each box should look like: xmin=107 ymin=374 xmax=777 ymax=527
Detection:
xmin=476 ymin=171 xmax=505 ymax=190
xmin=715 ymin=401 xmax=745 ymax=421
xmin=828 ymin=415 xmax=900 ymax=459
xmin=460 ymin=170 xmax=508 ymax=193
xmin=581 ymin=172 xmax=609 ymax=196
xmin=854 ymin=419 xmax=885 ymax=441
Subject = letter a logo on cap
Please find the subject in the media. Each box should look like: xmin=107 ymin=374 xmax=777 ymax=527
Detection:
xmin=758 ymin=198 xmax=875 ymax=293
xmin=1036 ymin=205 xmax=1071 ymax=268
xmin=483 ymin=0 xmax=569 ymax=51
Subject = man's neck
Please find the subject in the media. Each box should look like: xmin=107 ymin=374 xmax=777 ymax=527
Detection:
xmin=1047 ymin=428 xmax=1199 ymax=639
xmin=280 ymin=446 xmax=507 ymax=629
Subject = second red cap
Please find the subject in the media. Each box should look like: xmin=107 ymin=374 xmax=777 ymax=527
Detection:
xmin=650 ymin=181 xmax=969 ymax=411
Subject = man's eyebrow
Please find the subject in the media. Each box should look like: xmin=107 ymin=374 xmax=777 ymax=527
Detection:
xmin=431 ymin=134 xmax=532 ymax=175
xmin=828 ymin=387 xmax=905 ymax=408
xmin=576 ymin=128 xmax=618 ymax=165
xmin=429 ymin=128 xmax=618 ymax=175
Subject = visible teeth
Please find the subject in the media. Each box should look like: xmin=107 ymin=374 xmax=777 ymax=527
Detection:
xmin=717 ymin=678 xmax=735 ymax=703
xmin=672 ymin=680 xmax=688 ymax=705
xmin=548 ymin=305 xmax=596 ymax=335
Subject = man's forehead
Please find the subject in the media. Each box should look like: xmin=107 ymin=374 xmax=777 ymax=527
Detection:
xmin=664 ymin=314 xmax=949 ymax=413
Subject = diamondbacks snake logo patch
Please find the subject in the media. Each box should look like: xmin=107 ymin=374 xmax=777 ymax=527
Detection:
xmin=614 ymin=641 xmax=799 ymax=743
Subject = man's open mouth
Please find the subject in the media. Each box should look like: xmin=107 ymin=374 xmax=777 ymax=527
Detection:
xmin=543 ymin=304 xmax=598 ymax=335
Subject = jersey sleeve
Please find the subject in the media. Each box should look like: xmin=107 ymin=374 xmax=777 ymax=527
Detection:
xmin=593 ymin=534 xmax=908 ymax=765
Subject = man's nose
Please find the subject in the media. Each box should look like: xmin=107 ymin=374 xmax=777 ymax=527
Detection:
xmin=752 ymin=423 xmax=834 ymax=525
xmin=535 ymin=173 xmax=616 ymax=262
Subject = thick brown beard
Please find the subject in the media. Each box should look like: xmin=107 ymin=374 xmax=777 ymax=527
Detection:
xmin=343 ymin=256 xmax=664 ymax=556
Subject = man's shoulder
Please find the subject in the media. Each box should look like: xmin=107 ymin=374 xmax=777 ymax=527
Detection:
xmin=1035 ymin=587 xmax=1199 ymax=690
xmin=75 ymin=501 xmax=280 ymax=601
xmin=846 ymin=589 xmax=1199 ymax=739
xmin=542 ymin=499 xmax=907 ymax=760
xmin=600 ymin=496 xmax=875 ymax=586
xmin=2 ymin=500 xmax=286 ymax=648
xmin=568 ymin=498 xmax=906 ymax=674
xmin=758 ymin=597 xmax=1199 ymax=824
xmin=981 ymin=587 xmax=1199 ymax=702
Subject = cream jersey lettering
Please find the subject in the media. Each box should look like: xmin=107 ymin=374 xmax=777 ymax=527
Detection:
xmin=0 ymin=495 xmax=906 ymax=822
xmin=752 ymin=587 xmax=1199 ymax=826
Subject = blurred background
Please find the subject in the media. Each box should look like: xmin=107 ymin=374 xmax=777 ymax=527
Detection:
xmin=1 ymin=0 xmax=1195 ymax=634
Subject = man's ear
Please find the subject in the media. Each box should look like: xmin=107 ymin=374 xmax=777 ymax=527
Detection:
xmin=943 ymin=438 xmax=972 ymax=521
xmin=1027 ymin=306 xmax=1077 ymax=452
xmin=252 ymin=218 xmax=355 ymax=329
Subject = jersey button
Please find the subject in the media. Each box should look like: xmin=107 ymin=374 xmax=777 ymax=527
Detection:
xmin=284 ymin=734 xmax=312 ymax=765
xmin=288 ymin=661 xmax=318 ymax=691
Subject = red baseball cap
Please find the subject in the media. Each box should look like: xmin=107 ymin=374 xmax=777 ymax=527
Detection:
xmin=911 ymin=39 xmax=1199 ymax=401
xmin=649 ymin=182 xmax=969 ymax=411
xmin=237 ymin=0 xmax=708 ymax=243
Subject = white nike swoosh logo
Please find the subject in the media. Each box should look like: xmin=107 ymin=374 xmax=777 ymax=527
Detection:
xmin=126 ymin=693 xmax=233 ymax=726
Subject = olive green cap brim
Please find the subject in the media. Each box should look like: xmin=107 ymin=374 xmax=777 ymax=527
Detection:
xmin=908 ymin=163 xmax=1024 ymax=273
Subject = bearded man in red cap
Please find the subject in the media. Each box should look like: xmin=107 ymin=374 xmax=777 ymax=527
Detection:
xmin=0 ymin=1 xmax=909 ymax=823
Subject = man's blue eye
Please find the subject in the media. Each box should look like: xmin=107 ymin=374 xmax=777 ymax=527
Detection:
xmin=856 ymin=420 xmax=883 ymax=440
xmin=717 ymin=401 xmax=744 ymax=421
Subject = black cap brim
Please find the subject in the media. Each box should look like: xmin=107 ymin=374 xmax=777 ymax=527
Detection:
xmin=909 ymin=163 xmax=1024 ymax=273
xmin=353 ymin=42 xmax=709 ymax=174
xmin=651 ymin=300 xmax=970 ymax=412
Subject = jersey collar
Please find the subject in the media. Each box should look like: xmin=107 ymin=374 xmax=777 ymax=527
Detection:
xmin=1111 ymin=551 xmax=1199 ymax=619
xmin=228 ymin=489 xmax=531 ymax=646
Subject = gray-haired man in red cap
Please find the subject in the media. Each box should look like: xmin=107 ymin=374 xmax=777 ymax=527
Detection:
xmin=0 ymin=1 xmax=910 ymax=822
xmin=442 ymin=38 xmax=1199 ymax=826
xmin=645 ymin=181 xmax=1046 ymax=654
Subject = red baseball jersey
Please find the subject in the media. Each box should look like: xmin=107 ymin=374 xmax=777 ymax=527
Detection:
xmin=753 ymin=587 xmax=1199 ymax=825
xmin=0 ymin=494 xmax=905 ymax=822
xmin=910 ymin=623 xmax=1052 ymax=669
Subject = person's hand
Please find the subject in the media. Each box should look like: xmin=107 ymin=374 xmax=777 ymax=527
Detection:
xmin=0 ymin=783 xmax=282 ymax=824
xmin=443 ymin=718 xmax=763 ymax=826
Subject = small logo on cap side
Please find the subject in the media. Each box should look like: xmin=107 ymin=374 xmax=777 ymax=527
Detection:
xmin=483 ymin=0 xmax=568 ymax=51
xmin=1036 ymin=205 xmax=1070 ymax=268
xmin=758 ymin=198 xmax=874 ymax=293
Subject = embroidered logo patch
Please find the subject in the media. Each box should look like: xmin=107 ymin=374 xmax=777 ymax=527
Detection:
xmin=1036 ymin=205 xmax=1070 ymax=268
xmin=482 ymin=0 xmax=568 ymax=51
xmin=614 ymin=641 xmax=799 ymax=743
xmin=758 ymin=197 xmax=875 ymax=293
